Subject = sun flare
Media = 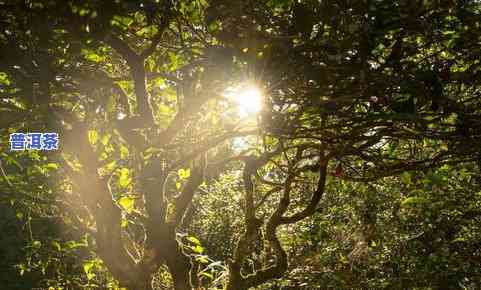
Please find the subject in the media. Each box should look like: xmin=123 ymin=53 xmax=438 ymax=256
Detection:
xmin=225 ymin=85 xmax=263 ymax=116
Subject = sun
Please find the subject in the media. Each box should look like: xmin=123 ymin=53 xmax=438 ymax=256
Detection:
xmin=237 ymin=86 xmax=263 ymax=114
xmin=225 ymin=85 xmax=263 ymax=116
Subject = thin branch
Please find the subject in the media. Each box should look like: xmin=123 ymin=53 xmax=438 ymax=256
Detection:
xmin=103 ymin=34 xmax=154 ymax=124
xmin=167 ymin=129 xmax=257 ymax=171
xmin=104 ymin=34 xmax=140 ymax=66
xmin=280 ymin=158 xmax=329 ymax=224
xmin=140 ymin=32 xmax=163 ymax=60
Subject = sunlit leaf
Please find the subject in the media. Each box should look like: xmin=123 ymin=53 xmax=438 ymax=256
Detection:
xmin=88 ymin=130 xmax=98 ymax=145
xmin=118 ymin=196 xmax=135 ymax=213
xmin=51 ymin=240 xmax=61 ymax=251
xmin=199 ymin=271 xmax=213 ymax=279
xmin=187 ymin=236 xmax=201 ymax=245
xmin=118 ymin=168 xmax=131 ymax=188
xmin=178 ymin=168 xmax=191 ymax=179
xmin=120 ymin=145 xmax=129 ymax=159
xmin=81 ymin=48 xmax=105 ymax=63
xmin=196 ymin=256 xmax=209 ymax=264
xmin=83 ymin=261 xmax=96 ymax=280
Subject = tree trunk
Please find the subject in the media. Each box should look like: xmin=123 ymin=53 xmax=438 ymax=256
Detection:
xmin=226 ymin=261 xmax=247 ymax=290
xmin=160 ymin=227 xmax=193 ymax=290
xmin=166 ymin=250 xmax=192 ymax=290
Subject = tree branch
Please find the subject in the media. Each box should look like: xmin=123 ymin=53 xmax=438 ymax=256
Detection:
xmin=140 ymin=32 xmax=163 ymax=59
xmin=280 ymin=158 xmax=328 ymax=224
xmin=167 ymin=129 xmax=257 ymax=171
xmin=140 ymin=0 xmax=173 ymax=59
xmin=172 ymin=158 xmax=205 ymax=226
xmin=103 ymin=34 xmax=154 ymax=124
xmin=60 ymin=119 xmax=141 ymax=288
xmin=235 ymin=168 xmax=296 ymax=289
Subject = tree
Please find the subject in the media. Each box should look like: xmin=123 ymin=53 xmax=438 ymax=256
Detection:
xmin=1 ymin=0 xmax=480 ymax=289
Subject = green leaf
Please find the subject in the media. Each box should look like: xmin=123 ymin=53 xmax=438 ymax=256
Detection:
xmin=134 ymin=12 xmax=145 ymax=23
xmin=44 ymin=163 xmax=59 ymax=170
xmin=191 ymin=245 xmax=204 ymax=254
xmin=154 ymin=77 xmax=166 ymax=88
xmin=136 ymin=25 xmax=158 ymax=37
xmin=51 ymin=240 xmax=62 ymax=251
xmin=101 ymin=134 xmax=111 ymax=146
xmin=187 ymin=236 xmax=201 ymax=245
xmin=81 ymin=48 xmax=105 ymax=63
xmin=199 ymin=271 xmax=213 ymax=279
xmin=178 ymin=168 xmax=191 ymax=179
xmin=168 ymin=52 xmax=179 ymax=71
xmin=104 ymin=160 xmax=117 ymax=172
xmin=120 ymin=145 xmax=129 ymax=159
xmin=88 ymin=130 xmax=98 ymax=145
xmin=196 ymin=256 xmax=209 ymax=264
xmin=83 ymin=261 xmax=96 ymax=280
xmin=118 ymin=168 xmax=131 ymax=188
xmin=0 ymin=72 xmax=11 ymax=85
xmin=78 ymin=8 xmax=90 ymax=16
xmin=111 ymin=15 xmax=134 ymax=28
xmin=32 ymin=240 xmax=42 ymax=248
xmin=118 ymin=196 xmax=135 ymax=213
xmin=65 ymin=240 xmax=86 ymax=249
xmin=401 ymin=196 xmax=428 ymax=207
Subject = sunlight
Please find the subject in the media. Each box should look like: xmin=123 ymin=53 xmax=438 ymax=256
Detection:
xmin=225 ymin=84 xmax=263 ymax=116
xmin=236 ymin=86 xmax=263 ymax=114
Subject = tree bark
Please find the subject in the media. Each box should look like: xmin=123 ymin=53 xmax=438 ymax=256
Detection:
xmin=165 ymin=242 xmax=192 ymax=290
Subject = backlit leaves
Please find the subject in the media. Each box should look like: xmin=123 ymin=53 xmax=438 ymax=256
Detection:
xmin=118 ymin=168 xmax=131 ymax=188
xmin=118 ymin=196 xmax=135 ymax=213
